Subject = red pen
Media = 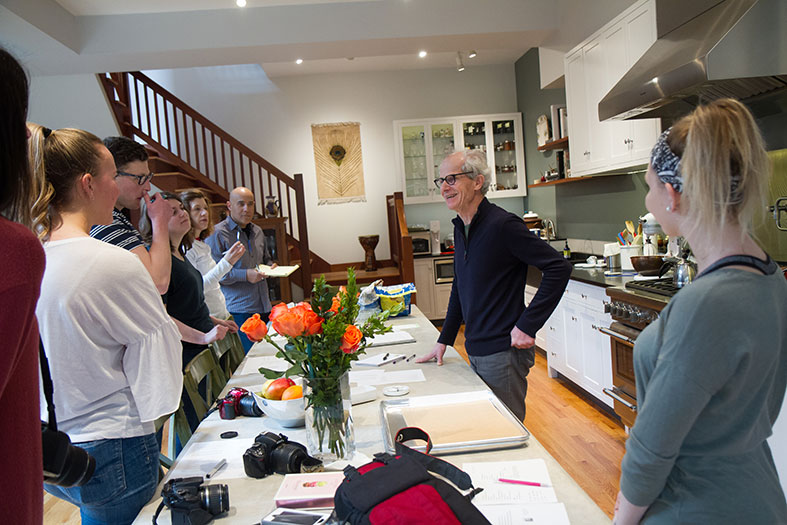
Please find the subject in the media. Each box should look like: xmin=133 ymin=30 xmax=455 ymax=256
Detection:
xmin=497 ymin=478 xmax=551 ymax=487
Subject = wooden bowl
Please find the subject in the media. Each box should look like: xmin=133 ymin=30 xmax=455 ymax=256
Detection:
xmin=630 ymin=255 xmax=664 ymax=276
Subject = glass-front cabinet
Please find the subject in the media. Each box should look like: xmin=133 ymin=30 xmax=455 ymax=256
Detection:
xmin=395 ymin=113 xmax=525 ymax=204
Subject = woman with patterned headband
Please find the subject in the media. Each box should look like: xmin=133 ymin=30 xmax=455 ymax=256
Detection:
xmin=614 ymin=99 xmax=787 ymax=524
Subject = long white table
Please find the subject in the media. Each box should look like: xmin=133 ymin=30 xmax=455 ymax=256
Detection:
xmin=134 ymin=305 xmax=610 ymax=524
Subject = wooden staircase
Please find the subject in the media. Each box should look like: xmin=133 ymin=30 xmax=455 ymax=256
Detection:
xmin=97 ymin=71 xmax=414 ymax=294
xmin=97 ymin=71 xmax=313 ymax=297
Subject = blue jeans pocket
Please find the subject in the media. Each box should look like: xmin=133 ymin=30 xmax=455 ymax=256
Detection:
xmin=68 ymin=439 xmax=127 ymax=506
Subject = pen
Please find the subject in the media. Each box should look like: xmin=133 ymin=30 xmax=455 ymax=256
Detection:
xmin=382 ymin=353 xmax=390 ymax=361
xmin=498 ymin=478 xmax=551 ymax=487
xmin=405 ymin=353 xmax=417 ymax=362
xmin=206 ymin=458 xmax=227 ymax=479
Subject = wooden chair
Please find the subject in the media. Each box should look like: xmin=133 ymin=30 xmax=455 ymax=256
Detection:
xmin=155 ymin=401 xmax=193 ymax=468
xmin=183 ymin=348 xmax=228 ymax=421
xmin=211 ymin=327 xmax=245 ymax=378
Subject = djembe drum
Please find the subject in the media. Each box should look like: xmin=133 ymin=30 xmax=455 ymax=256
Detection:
xmin=358 ymin=235 xmax=379 ymax=271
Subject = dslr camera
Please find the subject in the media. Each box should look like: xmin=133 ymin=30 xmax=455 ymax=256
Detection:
xmin=243 ymin=432 xmax=322 ymax=479
xmin=219 ymin=387 xmax=262 ymax=420
xmin=156 ymin=476 xmax=229 ymax=525
xmin=41 ymin=423 xmax=96 ymax=487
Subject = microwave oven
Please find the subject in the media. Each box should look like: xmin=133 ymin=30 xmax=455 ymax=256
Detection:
xmin=410 ymin=231 xmax=431 ymax=254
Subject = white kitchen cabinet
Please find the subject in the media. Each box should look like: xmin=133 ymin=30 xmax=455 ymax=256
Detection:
xmin=394 ymin=113 xmax=526 ymax=203
xmin=413 ymin=258 xmax=435 ymax=320
xmin=545 ymin=281 xmax=614 ymax=407
xmin=565 ymin=0 xmax=660 ymax=178
xmin=433 ymin=283 xmax=453 ymax=319
xmin=525 ymin=284 xmax=547 ymax=351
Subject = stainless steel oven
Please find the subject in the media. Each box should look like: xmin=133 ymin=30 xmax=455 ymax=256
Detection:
xmin=597 ymin=279 xmax=676 ymax=429
xmin=433 ymin=257 xmax=454 ymax=284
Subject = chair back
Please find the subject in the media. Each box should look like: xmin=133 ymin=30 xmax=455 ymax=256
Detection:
xmin=183 ymin=348 xmax=227 ymax=420
xmin=211 ymin=333 xmax=244 ymax=378
xmin=154 ymin=401 xmax=193 ymax=467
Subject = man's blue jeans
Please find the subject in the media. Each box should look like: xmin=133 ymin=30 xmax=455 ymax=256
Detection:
xmin=230 ymin=311 xmax=270 ymax=354
xmin=45 ymin=433 xmax=159 ymax=525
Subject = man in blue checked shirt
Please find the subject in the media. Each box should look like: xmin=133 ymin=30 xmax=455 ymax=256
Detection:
xmin=206 ymin=186 xmax=277 ymax=353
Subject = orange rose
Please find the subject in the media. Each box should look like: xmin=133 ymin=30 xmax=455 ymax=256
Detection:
xmin=239 ymin=313 xmax=268 ymax=342
xmin=269 ymin=302 xmax=288 ymax=322
xmin=340 ymin=324 xmax=363 ymax=354
xmin=328 ymin=295 xmax=341 ymax=314
xmin=299 ymin=302 xmax=324 ymax=335
xmin=271 ymin=306 xmax=306 ymax=337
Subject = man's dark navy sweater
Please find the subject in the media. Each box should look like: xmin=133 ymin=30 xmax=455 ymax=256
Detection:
xmin=437 ymin=198 xmax=572 ymax=357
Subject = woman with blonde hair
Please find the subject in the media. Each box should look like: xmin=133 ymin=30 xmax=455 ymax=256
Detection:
xmin=30 ymin=124 xmax=183 ymax=524
xmin=614 ymin=98 xmax=787 ymax=524
xmin=180 ymin=188 xmax=245 ymax=320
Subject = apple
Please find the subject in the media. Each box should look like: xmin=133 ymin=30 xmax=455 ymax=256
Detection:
xmin=264 ymin=377 xmax=296 ymax=400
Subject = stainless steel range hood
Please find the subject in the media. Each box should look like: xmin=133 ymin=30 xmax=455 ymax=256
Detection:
xmin=598 ymin=0 xmax=787 ymax=121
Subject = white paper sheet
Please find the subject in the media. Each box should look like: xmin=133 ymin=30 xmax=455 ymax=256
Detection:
xmin=354 ymin=352 xmax=406 ymax=367
xmin=348 ymin=368 xmax=425 ymax=385
xmin=348 ymin=369 xmax=386 ymax=384
xmin=476 ymin=503 xmax=570 ymax=525
xmin=392 ymin=323 xmax=419 ymax=330
xmin=462 ymin=459 xmax=558 ymax=504
xmin=167 ymin=440 xmax=252 ymax=480
xmin=365 ymin=331 xmax=416 ymax=347
xmin=237 ymin=355 xmax=291 ymax=376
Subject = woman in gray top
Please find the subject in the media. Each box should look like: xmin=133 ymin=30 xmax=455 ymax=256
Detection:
xmin=614 ymin=98 xmax=787 ymax=524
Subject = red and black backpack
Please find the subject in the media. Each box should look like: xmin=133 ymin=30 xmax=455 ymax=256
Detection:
xmin=333 ymin=428 xmax=491 ymax=525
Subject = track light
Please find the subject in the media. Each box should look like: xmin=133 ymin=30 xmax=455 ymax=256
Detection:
xmin=418 ymin=50 xmax=427 ymax=58
xmin=295 ymin=58 xmax=303 ymax=65
xmin=236 ymin=0 xmax=246 ymax=6
xmin=468 ymin=50 xmax=477 ymax=58
xmin=456 ymin=52 xmax=465 ymax=72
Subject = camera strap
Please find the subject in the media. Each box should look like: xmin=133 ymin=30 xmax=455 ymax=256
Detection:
xmin=39 ymin=338 xmax=58 ymax=432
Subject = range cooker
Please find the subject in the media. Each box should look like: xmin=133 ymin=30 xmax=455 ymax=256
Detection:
xmin=599 ymin=278 xmax=680 ymax=429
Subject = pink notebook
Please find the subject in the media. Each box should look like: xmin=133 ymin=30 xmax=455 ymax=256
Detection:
xmin=273 ymin=472 xmax=345 ymax=509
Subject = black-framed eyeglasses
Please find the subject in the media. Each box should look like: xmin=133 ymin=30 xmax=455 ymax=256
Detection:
xmin=116 ymin=170 xmax=154 ymax=186
xmin=434 ymin=171 xmax=473 ymax=189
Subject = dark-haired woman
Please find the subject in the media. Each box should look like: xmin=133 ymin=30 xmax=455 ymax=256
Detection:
xmin=0 ymin=47 xmax=45 ymax=524
xmin=614 ymin=99 xmax=787 ymax=524
xmin=30 ymin=124 xmax=183 ymax=524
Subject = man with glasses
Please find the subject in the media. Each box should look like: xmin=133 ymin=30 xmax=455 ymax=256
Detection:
xmin=206 ymin=186 xmax=276 ymax=353
xmin=90 ymin=136 xmax=172 ymax=293
xmin=416 ymin=150 xmax=571 ymax=421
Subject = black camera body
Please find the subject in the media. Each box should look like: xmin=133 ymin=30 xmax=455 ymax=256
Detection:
xmin=243 ymin=432 xmax=321 ymax=479
xmin=160 ymin=476 xmax=229 ymax=525
xmin=218 ymin=387 xmax=262 ymax=420
xmin=41 ymin=423 xmax=96 ymax=487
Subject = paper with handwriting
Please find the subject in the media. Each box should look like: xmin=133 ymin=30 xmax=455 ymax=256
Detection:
xmin=462 ymin=459 xmax=557 ymax=504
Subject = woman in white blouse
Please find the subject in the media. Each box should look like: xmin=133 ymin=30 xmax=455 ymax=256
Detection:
xmin=30 ymin=124 xmax=183 ymax=524
xmin=180 ymin=189 xmax=244 ymax=320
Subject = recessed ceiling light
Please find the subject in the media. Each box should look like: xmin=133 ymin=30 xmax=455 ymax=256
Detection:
xmin=236 ymin=0 xmax=246 ymax=6
xmin=468 ymin=50 xmax=477 ymax=59
xmin=418 ymin=50 xmax=427 ymax=58
xmin=295 ymin=58 xmax=303 ymax=65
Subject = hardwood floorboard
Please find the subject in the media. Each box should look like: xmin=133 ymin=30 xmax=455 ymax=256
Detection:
xmin=44 ymin=324 xmax=626 ymax=523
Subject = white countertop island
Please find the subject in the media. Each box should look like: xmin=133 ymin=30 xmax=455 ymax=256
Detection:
xmin=134 ymin=305 xmax=610 ymax=524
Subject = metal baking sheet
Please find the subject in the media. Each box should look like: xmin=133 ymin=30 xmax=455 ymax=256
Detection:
xmin=379 ymin=390 xmax=530 ymax=455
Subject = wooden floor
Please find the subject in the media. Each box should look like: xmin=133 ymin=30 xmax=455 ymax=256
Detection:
xmin=44 ymin=326 xmax=626 ymax=523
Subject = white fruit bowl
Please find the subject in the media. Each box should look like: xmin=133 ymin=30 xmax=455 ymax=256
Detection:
xmin=252 ymin=391 xmax=305 ymax=428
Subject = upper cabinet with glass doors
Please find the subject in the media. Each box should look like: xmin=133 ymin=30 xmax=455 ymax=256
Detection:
xmin=395 ymin=112 xmax=526 ymax=204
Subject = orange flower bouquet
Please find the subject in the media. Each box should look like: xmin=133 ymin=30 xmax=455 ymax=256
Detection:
xmin=253 ymin=269 xmax=401 ymax=460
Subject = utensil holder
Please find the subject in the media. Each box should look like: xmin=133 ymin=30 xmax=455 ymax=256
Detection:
xmin=620 ymin=245 xmax=643 ymax=271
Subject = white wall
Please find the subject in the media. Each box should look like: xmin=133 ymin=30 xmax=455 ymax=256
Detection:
xmin=144 ymin=63 xmax=520 ymax=263
xmin=27 ymin=74 xmax=118 ymax=138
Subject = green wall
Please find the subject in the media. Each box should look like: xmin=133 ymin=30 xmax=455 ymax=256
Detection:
xmin=514 ymin=48 xmax=649 ymax=241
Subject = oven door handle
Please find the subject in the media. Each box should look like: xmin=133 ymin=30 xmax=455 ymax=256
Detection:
xmin=603 ymin=388 xmax=638 ymax=411
xmin=594 ymin=325 xmax=636 ymax=344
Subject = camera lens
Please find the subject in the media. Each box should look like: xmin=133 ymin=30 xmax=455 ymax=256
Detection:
xmin=56 ymin=445 xmax=96 ymax=487
xmin=42 ymin=426 xmax=96 ymax=487
xmin=200 ymin=483 xmax=229 ymax=515
xmin=238 ymin=394 xmax=262 ymax=417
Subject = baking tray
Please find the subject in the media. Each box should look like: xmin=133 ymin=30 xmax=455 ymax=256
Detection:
xmin=379 ymin=390 xmax=529 ymax=455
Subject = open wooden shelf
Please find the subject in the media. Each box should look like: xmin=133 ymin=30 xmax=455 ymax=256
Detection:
xmin=527 ymin=175 xmax=595 ymax=188
xmin=537 ymin=136 xmax=569 ymax=151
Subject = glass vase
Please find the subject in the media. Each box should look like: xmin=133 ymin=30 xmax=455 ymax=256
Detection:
xmin=303 ymin=371 xmax=355 ymax=462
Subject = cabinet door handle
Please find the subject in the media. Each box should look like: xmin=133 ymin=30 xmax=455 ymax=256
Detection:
xmin=580 ymin=293 xmax=587 ymax=299
xmin=571 ymin=316 xmax=577 ymax=321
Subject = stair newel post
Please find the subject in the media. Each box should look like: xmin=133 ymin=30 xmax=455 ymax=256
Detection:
xmin=294 ymin=173 xmax=312 ymax=298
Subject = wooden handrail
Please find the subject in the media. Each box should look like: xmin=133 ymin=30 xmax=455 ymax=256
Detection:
xmin=97 ymin=71 xmax=312 ymax=294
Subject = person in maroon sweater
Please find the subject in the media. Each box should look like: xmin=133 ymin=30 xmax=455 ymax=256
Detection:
xmin=0 ymin=47 xmax=45 ymax=524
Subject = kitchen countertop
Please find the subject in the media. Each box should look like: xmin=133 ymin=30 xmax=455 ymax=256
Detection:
xmin=528 ymin=264 xmax=640 ymax=290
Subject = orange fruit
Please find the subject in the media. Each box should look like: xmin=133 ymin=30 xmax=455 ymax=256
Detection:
xmin=281 ymin=384 xmax=303 ymax=400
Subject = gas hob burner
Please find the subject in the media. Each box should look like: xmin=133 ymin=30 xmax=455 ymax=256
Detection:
xmin=625 ymin=277 xmax=680 ymax=298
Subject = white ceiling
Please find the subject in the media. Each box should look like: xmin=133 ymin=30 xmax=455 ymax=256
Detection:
xmin=0 ymin=0 xmax=636 ymax=77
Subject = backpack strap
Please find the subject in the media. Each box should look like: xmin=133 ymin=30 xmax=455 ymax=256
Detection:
xmin=394 ymin=427 xmax=475 ymax=491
